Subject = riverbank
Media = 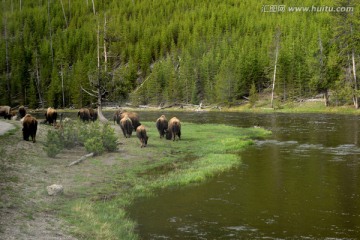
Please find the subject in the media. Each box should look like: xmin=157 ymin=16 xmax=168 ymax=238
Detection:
xmin=0 ymin=118 xmax=270 ymax=239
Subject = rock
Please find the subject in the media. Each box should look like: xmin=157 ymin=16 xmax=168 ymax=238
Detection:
xmin=46 ymin=184 xmax=64 ymax=196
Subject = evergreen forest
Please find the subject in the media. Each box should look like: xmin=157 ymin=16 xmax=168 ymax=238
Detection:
xmin=0 ymin=0 xmax=359 ymax=109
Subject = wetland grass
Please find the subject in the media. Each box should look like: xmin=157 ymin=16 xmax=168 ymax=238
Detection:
xmin=60 ymin=122 xmax=271 ymax=239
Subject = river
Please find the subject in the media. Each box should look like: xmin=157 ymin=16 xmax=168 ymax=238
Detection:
xmin=127 ymin=112 xmax=360 ymax=239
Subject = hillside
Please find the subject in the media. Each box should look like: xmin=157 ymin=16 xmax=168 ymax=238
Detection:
xmin=0 ymin=0 xmax=359 ymax=108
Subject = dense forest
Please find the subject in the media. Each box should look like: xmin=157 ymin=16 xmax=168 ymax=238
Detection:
xmin=0 ymin=0 xmax=359 ymax=109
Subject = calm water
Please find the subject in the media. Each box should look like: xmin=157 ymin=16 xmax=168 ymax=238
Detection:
xmin=126 ymin=112 xmax=360 ymax=239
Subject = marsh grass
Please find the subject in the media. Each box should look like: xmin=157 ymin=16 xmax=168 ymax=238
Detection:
xmin=61 ymin=122 xmax=270 ymax=239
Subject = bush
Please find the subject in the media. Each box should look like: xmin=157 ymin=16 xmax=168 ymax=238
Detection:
xmin=44 ymin=130 xmax=63 ymax=158
xmin=101 ymin=124 xmax=118 ymax=152
xmin=84 ymin=137 xmax=105 ymax=155
xmin=44 ymin=120 xmax=118 ymax=157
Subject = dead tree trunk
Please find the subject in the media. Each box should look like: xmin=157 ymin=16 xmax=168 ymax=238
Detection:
xmin=271 ymin=29 xmax=281 ymax=109
xmin=96 ymin=21 xmax=108 ymax=123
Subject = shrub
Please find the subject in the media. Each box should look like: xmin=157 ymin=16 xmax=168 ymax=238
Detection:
xmin=84 ymin=137 xmax=105 ymax=155
xmin=45 ymin=121 xmax=118 ymax=157
xmin=44 ymin=130 xmax=63 ymax=158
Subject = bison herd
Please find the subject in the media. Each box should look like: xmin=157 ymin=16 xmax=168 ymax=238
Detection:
xmin=1 ymin=105 xmax=181 ymax=149
xmin=114 ymin=110 xmax=181 ymax=148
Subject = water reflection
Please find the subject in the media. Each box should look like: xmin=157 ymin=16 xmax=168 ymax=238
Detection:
xmin=128 ymin=112 xmax=360 ymax=239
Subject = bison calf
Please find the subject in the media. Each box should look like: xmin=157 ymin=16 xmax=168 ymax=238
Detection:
xmin=166 ymin=117 xmax=181 ymax=141
xmin=22 ymin=114 xmax=38 ymax=143
xmin=136 ymin=125 xmax=149 ymax=148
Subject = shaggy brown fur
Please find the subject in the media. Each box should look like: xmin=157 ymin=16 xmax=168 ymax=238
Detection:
xmin=156 ymin=115 xmax=168 ymax=138
xmin=166 ymin=117 xmax=181 ymax=141
xmin=22 ymin=114 xmax=38 ymax=143
xmin=0 ymin=106 xmax=11 ymax=120
xmin=120 ymin=115 xmax=133 ymax=138
xmin=78 ymin=108 xmax=91 ymax=122
xmin=136 ymin=125 xmax=149 ymax=148
xmin=120 ymin=110 xmax=141 ymax=130
xmin=45 ymin=107 xmax=57 ymax=125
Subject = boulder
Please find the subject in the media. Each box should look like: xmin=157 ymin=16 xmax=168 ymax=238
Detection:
xmin=46 ymin=184 xmax=64 ymax=196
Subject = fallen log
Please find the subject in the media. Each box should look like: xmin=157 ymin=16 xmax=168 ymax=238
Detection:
xmin=67 ymin=152 xmax=94 ymax=167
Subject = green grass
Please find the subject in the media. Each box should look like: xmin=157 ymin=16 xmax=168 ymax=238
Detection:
xmin=60 ymin=122 xmax=270 ymax=239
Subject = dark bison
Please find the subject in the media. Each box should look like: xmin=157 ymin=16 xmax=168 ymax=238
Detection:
xmin=136 ymin=125 xmax=149 ymax=148
xmin=120 ymin=115 xmax=133 ymax=138
xmin=78 ymin=108 xmax=91 ymax=121
xmin=45 ymin=107 xmax=57 ymax=125
xmin=120 ymin=110 xmax=141 ymax=130
xmin=0 ymin=106 xmax=11 ymax=120
xmin=18 ymin=106 xmax=26 ymax=118
xmin=166 ymin=117 xmax=181 ymax=141
xmin=88 ymin=108 xmax=98 ymax=122
xmin=156 ymin=115 xmax=168 ymax=138
xmin=22 ymin=114 xmax=38 ymax=143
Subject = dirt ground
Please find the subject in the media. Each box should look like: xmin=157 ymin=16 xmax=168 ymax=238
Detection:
xmin=0 ymin=119 xmax=130 ymax=240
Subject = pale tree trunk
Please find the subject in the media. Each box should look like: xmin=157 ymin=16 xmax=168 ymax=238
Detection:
xmin=47 ymin=0 xmax=54 ymax=65
xmin=60 ymin=64 xmax=65 ymax=108
xmin=35 ymin=52 xmax=44 ymax=108
xmin=352 ymin=49 xmax=358 ymax=108
xmin=3 ymin=13 xmax=11 ymax=105
xmin=91 ymin=0 xmax=96 ymax=15
xmin=96 ymin=21 xmax=108 ymax=123
xmin=271 ymin=29 xmax=280 ymax=109
xmin=60 ymin=0 xmax=68 ymax=27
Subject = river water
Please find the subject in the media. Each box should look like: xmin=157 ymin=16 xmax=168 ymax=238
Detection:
xmin=127 ymin=112 xmax=360 ymax=239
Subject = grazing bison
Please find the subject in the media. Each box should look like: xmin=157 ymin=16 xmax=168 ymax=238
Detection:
xmin=136 ymin=125 xmax=149 ymax=148
xmin=22 ymin=114 xmax=38 ymax=143
xmin=78 ymin=108 xmax=91 ymax=121
xmin=45 ymin=107 xmax=57 ymax=125
xmin=120 ymin=110 xmax=141 ymax=130
xmin=18 ymin=106 xmax=26 ymax=118
xmin=166 ymin=117 xmax=181 ymax=141
xmin=0 ymin=106 xmax=11 ymax=120
xmin=156 ymin=115 xmax=168 ymax=138
xmin=120 ymin=115 xmax=133 ymax=138
xmin=88 ymin=108 xmax=98 ymax=122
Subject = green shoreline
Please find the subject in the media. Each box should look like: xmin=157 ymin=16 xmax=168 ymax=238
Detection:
xmin=60 ymin=122 xmax=271 ymax=239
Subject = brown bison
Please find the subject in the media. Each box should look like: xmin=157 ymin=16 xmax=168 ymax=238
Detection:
xmin=45 ymin=107 xmax=57 ymax=125
xmin=18 ymin=106 xmax=26 ymax=118
xmin=22 ymin=114 xmax=38 ymax=143
xmin=136 ymin=125 xmax=149 ymax=148
xmin=166 ymin=117 xmax=181 ymax=141
xmin=0 ymin=106 xmax=11 ymax=120
xmin=156 ymin=115 xmax=168 ymax=138
xmin=120 ymin=110 xmax=141 ymax=130
xmin=113 ymin=110 xmax=121 ymax=125
xmin=120 ymin=115 xmax=133 ymax=138
xmin=78 ymin=108 xmax=91 ymax=121
xmin=88 ymin=108 xmax=98 ymax=122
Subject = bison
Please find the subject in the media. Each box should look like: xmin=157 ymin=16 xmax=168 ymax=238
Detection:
xmin=120 ymin=110 xmax=141 ymax=130
xmin=18 ymin=106 xmax=26 ymax=118
xmin=156 ymin=115 xmax=168 ymax=138
xmin=45 ymin=107 xmax=57 ymax=125
xmin=0 ymin=106 xmax=11 ymax=120
xmin=120 ymin=115 xmax=133 ymax=138
xmin=22 ymin=114 xmax=38 ymax=143
xmin=88 ymin=108 xmax=98 ymax=122
xmin=113 ymin=110 xmax=121 ymax=125
xmin=78 ymin=108 xmax=91 ymax=121
xmin=166 ymin=117 xmax=181 ymax=141
xmin=136 ymin=125 xmax=149 ymax=148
